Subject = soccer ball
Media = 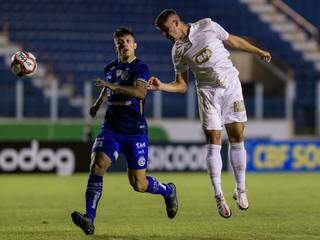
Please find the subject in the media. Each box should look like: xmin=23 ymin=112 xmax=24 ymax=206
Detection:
xmin=10 ymin=51 xmax=37 ymax=77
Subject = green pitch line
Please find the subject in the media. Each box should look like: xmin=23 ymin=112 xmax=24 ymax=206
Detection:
xmin=0 ymin=173 xmax=319 ymax=240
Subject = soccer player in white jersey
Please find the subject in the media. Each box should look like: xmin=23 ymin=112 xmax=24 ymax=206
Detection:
xmin=148 ymin=9 xmax=271 ymax=218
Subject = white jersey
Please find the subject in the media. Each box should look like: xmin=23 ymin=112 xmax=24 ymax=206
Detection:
xmin=172 ymin=18 xmax=247 ymax=129
xmin=172 ymin=18 xmax=239 ymax=88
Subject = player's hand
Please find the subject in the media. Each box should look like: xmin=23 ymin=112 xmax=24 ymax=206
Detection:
xmin=94 ymin=77 xmax=116 ymax=91
xmin=94 ymin=78 xmax=109 ymax=87
xmin=148 ymin=76 xmax=162 ymax=91
xmin=258 ymin=50 xmax=271 ymax=63
xmin=88 ymin=104 xmax=99 ymax=117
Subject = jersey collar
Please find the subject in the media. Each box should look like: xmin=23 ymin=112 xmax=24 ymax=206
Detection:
xmin=117 ymin=57 xmax=137 ymax=65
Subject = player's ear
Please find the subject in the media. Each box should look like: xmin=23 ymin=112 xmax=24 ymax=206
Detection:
xmin=134 ymin=42 xmax=137 ymax=50
xmin=114 ymin=45 xmax=118 ymax=54
xmin=113 ymin=39 xmax=118 ymax=53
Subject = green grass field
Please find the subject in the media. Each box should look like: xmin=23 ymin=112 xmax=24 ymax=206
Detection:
xmin=0 ymin=173 xmax=319 ymax=240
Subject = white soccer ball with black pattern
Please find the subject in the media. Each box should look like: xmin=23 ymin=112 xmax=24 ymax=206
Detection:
xmin=10 ymin=51 xmax=37 ymax=77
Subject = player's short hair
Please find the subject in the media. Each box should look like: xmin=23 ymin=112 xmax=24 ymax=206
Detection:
xmin=113 ymin=27 xmax=135 ymax=40
xmin=154 ymin=9 xmax=179 ymax=30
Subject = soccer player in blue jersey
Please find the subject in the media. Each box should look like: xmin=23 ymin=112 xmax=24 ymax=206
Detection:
xmin=71 ymin=27 xmax=178 ymax=235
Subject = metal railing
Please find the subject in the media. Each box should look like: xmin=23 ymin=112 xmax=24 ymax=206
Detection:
xmin=271 ymin=0 xmax=319 ymax=41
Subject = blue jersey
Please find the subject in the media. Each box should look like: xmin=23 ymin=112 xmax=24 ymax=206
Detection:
xmin=102 ymin=58 xmax=150 ymax=135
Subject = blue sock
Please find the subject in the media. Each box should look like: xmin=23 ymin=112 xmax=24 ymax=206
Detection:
xmin=85 ymin=174 xmax=103 ymax=223
xmin=145 ymin=176 xmax=172 ymax=198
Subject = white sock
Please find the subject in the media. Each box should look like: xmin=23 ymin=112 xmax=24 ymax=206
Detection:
xmin=206 ymin=144 xmax=223 ymax=196
xmin=229 ymin=142 xmax=247 ymax=191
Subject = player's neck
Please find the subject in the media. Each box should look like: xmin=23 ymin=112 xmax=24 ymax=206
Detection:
xmin=180 ymin=23 xmax=190 ymax=39
xmin=119 ymin=55 xmax=136 ymax=63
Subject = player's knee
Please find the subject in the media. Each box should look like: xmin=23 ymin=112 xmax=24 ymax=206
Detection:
xmin=130 ymin=179 xmax=148 ymax=192
xmin=90 ymin=154 xmax=111 ymax=174
xmin=90 ymin=161 xmax=106 ymax=174
xmin=210 ymin=136 xmax=221 ymax=144
xmin=204 ymin=130 xmax=221 ymax=144
xmin=228 ymin=134 xmax=244 ymax=143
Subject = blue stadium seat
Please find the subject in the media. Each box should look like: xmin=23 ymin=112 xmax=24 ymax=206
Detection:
xmin=0 ymin=0 xmax=317 ymax=132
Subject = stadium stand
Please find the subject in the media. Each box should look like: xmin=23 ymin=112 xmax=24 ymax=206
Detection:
xmin=0 ymin=0 xmax=319 ymax=133
xmin=283 ymin=0 xmax=320 ymax=30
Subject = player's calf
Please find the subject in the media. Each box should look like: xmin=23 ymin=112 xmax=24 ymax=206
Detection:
xmin=129 ymin=178 xmax=148 ymax=192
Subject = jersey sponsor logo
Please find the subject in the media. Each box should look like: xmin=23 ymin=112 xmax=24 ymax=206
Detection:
xmin=233 ymin=100 xmax=246 ymax=112
xmin=138 ymin=149 xmax=145 ymax=155
xmin=148 ymin=145 xmax=207 ymax=171
xmin=0 ymin=140 xmax=75 ymax=175
xmin=138 ymin=156 xmax=146 ymax=167
xmin=193 ymin=47 xmax=212 ymax=65
xmin=136 ymin=142 xmax=146 ymax=148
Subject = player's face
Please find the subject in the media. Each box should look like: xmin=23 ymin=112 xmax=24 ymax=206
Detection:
xmin=114 ymin=34 xmax=137 ymax=60
xmin=160 ymin=18 xmax=182 ymax=41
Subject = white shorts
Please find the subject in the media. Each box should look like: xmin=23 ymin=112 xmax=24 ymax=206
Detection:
xmin=197 ymin=75 xmax=247 ymax=130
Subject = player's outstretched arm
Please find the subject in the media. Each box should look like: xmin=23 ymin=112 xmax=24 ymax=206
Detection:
xmin=89 ymin=87 xmax=108 ymax=117
xmin=224 ymin=34 xmax=271 ymax=63
xmin=94 ymin=78 xmax=147 ymax=99
xmin=148 ymin=71 xmax=188 ymax=93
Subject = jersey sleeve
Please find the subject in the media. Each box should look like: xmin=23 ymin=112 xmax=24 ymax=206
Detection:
xmin=133 ymin=63 xmax=150 ymax=83
xmin=210 ymin=20 xmax=229 ymax=41
xmin=172 ymin=46 xmax=189 ymax=74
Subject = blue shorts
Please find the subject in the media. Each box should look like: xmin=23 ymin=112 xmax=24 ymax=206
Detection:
xmin=91 ymin=127 xmax=148 ymax=169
